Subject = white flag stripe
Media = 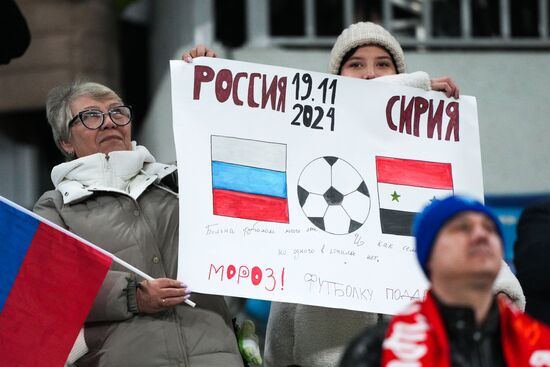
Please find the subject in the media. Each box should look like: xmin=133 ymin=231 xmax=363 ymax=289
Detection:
xmin=378 ymin=183 xmax=453 ymax=213
xmin=211 ymin=135 xmax=286 ymax=171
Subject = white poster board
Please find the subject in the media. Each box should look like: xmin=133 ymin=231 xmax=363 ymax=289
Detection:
xmin=171 ymin=57 xmax=483 ymax=314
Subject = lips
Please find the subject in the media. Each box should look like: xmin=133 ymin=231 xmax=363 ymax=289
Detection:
xmin=98 ymin=134 xmax=124 ymax=144
xmin=468 ymin=244 xmax=496 ymax=258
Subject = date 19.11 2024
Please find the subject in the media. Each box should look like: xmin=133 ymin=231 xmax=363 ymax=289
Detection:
xmin=290 ymin=72 xmax=337 ymax=131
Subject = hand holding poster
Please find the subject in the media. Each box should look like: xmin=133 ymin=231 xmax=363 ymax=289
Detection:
xmin=171 ymin=57 xmax=483 ymax=314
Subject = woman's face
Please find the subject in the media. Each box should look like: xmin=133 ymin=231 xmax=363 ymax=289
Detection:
xmin=340 ymin=45 xmax=397 ymax=79
xmin=61 ymin=95 xmax=132 ymax=158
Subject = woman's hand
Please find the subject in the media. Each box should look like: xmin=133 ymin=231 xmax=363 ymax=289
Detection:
xmin=182 ymin=44 xmax=217 ymax=63
xmin=430 ymin=76 xmax=460 ymax=99
xmin=136 ymin=278 xmax=191 ymax=314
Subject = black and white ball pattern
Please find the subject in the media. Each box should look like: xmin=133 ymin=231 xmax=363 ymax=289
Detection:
xmin=297 ymin=156 xmax=371 ymax=235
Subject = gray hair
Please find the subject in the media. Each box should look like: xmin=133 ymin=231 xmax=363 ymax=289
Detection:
xmin=46 ymin=81 xmax=122 ymax=160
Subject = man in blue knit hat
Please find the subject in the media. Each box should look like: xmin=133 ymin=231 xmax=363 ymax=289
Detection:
xmin=380 ymin=195 xmax=550 ymax=367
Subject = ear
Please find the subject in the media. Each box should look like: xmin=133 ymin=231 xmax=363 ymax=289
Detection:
xmin=60 ymin=140 xmax=75 ymax=157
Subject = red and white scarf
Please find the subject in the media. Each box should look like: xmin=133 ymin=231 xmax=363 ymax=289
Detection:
xmin=382 ymin=290 xmax=550 ymax=366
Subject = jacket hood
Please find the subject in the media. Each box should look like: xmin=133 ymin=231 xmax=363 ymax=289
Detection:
xmin=51 ymin=142 xmax=176 ymax=204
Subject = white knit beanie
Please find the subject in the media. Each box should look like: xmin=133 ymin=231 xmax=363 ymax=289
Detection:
xmin=329 ymin=22 xmax=406 ymax=75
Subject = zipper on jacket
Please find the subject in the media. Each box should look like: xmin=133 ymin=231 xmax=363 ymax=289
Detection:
xmin=103 ymin=154 xmax=114 ymax=188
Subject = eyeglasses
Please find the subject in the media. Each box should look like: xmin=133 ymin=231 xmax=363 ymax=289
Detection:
xmin=68 ymin=105 xmax=133 ymax=130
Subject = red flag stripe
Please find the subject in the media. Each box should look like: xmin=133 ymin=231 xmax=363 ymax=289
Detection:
xmin=0 ymin=222 xmax=112 ymax=367
xmin=376 ymin=156 xmax=453 ymax=190
xmin=213 ymin=189 xmax=289 ymax=223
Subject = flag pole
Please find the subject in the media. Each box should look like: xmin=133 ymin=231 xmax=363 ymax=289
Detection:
xmin=0 ymin=196 xmax=196 ymax=307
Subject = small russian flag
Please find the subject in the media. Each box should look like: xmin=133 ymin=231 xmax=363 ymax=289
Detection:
xmin=0 ymin=197 xmax=112 ymax=367
xmin=211 ymin=135 xmax=289 ymax=223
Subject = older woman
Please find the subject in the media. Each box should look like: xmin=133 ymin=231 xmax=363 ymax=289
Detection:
xmin=34 ymin=82 xmax=244 ymax=367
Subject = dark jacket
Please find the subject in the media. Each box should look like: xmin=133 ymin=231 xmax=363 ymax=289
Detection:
xmin=515 ymin=200 xmax=550 ymax=326
xmin=0 ymin=0 xmax=30 ymax=64
xmin=435 ymin=297 xmax=506 ymax=367
xmin=339 ymin=320 xmax=388 ymax=367
xmin=340 ymin=295 xmax=506 ymax=367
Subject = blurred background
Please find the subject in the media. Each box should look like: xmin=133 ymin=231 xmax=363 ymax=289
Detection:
xmin=1 ymin=0 xmax=549 ymax=265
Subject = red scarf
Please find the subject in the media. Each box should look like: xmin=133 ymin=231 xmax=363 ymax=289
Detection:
xmin=382 ymin=290 xmax=550 ymax=367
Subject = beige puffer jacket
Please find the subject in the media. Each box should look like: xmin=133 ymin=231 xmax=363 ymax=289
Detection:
xmin=34 ymin=152 xmax=243 ymax=367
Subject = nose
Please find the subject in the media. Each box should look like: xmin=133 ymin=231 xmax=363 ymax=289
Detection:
xmin=100 ymin=113 xmax=117 ymax=129
xmin=470 ymin=223 xmax=491 ymax=242
xmin=362 ymin=65 xmax=376 ymax=80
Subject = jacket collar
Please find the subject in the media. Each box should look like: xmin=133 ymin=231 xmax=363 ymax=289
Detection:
xmin=51 ymin=142 xmax=176 ymax=204
xmin=433 ymin=292 xmax=501 ymax=341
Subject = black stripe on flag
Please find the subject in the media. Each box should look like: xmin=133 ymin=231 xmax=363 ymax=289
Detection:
xmin=379 ymin=208 xmax=417 ymax=236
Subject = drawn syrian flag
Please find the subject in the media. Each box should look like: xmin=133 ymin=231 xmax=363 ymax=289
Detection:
xmin=211 ymin=135 xmax=289 ymax=223
xmin=376 ymin=156 xmax=454 ymax=236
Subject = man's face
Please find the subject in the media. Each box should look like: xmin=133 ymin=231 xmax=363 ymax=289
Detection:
xmin=427 ymin=211 xmax=503 ymax=287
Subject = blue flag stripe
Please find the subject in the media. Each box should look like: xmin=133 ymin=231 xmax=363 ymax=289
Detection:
xmin=212 ymin=161 xmax=287 ymax=198
xmin=0 ymin=200 xmax=40 ymax=313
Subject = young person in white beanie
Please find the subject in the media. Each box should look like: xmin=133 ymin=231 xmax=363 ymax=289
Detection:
xmin=262 ymin=22 xmax=524 ymax=367
xmin=330 ymin=21 xmax=459 ymax=97
xmin=183 ymin=22 xmax=457 ymax=97
xmin=183 ymin=22 xmax=523 ymax=367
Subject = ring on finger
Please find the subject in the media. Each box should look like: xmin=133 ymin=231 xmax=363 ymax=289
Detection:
xmin=162 ymin=298 xmax=166 ymax=305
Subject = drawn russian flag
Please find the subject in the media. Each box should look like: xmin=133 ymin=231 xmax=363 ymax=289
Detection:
xmin=376 ymin=156 xmax=454 ymax=236
xmin=0 ymin=197 xmax=112 ymax=367
xmin=211 ymin=135 xmax=289 ymax=223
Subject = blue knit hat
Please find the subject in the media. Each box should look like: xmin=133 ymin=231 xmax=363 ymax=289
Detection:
xmin=413 ymin=195 xmax=504 ymax=277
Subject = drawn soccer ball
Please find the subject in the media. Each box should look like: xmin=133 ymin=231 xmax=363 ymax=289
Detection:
xmin=297 ymin=156 xmax=371 ymax=235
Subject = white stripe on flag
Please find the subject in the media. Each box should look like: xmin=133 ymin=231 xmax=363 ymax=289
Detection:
xmin=378 ymin=183 xmax=453 ymax=213
xmin=211 ymin=135 xmax=286 ymax=171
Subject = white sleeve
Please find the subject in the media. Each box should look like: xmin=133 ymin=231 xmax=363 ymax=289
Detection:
xmin=493 ymin=260 xmax=526 ymax=310
xmin=375 ymin=71 xmax=432 ymax=91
